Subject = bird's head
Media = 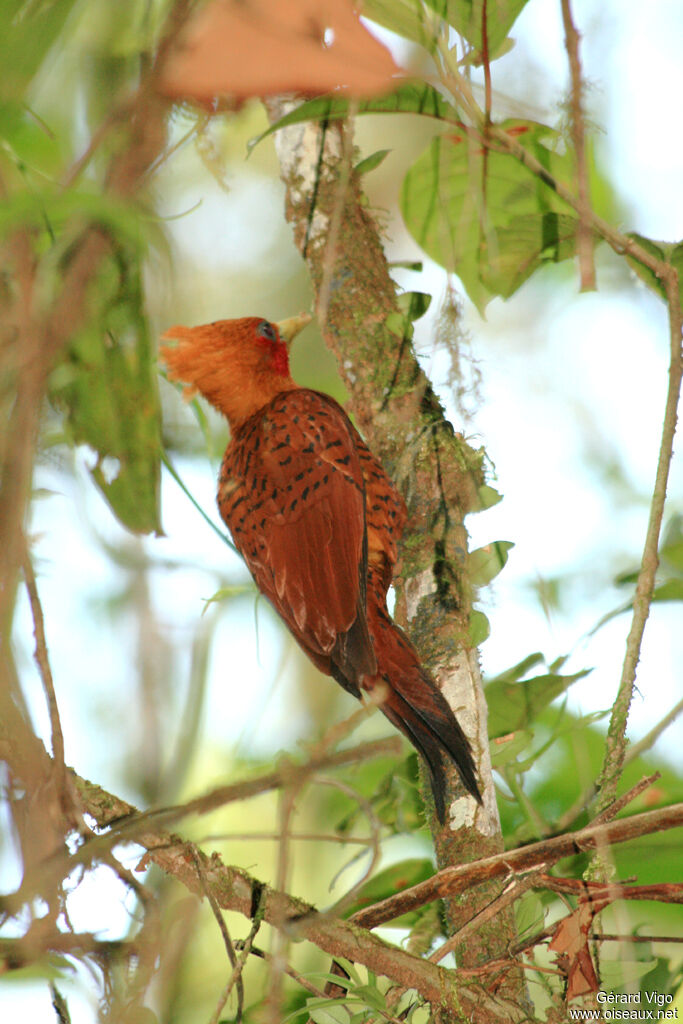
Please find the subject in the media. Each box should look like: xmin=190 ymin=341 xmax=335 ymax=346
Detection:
xmin=159 ymin=312 xmax=311 ymax=430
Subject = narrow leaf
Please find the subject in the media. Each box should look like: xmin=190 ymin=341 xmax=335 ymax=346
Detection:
xmin=249 ymin=81 xmax=459 ymax=151
xmin=354 ymin=148 xmax=390 ymax=175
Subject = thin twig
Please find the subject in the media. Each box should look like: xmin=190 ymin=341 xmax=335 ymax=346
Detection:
xmin=591 ymin=772 xmax=661 ymax=826
xmin=198 ymin=830 xmax=375 ymax=846
xmin=554 ymin=764 xmax=664 ymax=836
xmin=560 ymin=0 xmax=596 ymax=289
xmin=241 ymin=944 xmax=329 ymax=999
xmin=194 ymin=852 xmax=242 ymax=1020
xmin=429 ymin=868 xmax=545 ymax=964
xmin=316 ymin=776 xmax=382 ymax=918
xmin=21 ymin=545 xmax=74 ymax=822
xmin=435 ymin=38 xmax=678 ymax=287
xmin=213 ymin=914 xmax=263 ymax=1024
xmin=539 ymin=875 xmax=683 ymax=905
xmin=596 ymin=267 xmax=682 ymax=812
xmin=104 ymin=736 xmax=401 ymax=840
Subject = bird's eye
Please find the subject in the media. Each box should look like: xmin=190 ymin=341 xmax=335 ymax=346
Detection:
xmin=256 ymin=320 xmax=277 ymax=342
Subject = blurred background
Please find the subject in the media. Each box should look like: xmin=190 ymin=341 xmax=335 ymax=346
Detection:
xmin=3 ymin=0 xmax=683 ymax=1019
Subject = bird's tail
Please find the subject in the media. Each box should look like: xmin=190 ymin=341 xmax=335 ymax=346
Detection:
xmin=366 ymin=605 xmax=482 ymax=822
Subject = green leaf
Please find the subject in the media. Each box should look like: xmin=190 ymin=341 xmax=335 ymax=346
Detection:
xmin=0 ymin=100 xmax=62 ymax=180
xmin=661 ymin=514 xmax=683 ymax=569
xmin=305 ymin=1003 xmax=349 ymax=1024
xmin=0 ymin=0 xmax=80 ymax=100
xmin=468 ymin=608 xmax=490 ymax=646
xmin=486 ymin=666 xmax=591 ymax=738
xmin=460 ymin=35 xmax=516 ymax=66
xmin=493 ymin=652 xmax=545 ymax=683
xmin=474 ymin=483 xmax=502 ymax=510
xmin=0 ymin=188 xmax=152 ymax=252
xmin=490 ymin=728 xmax=533 ymax=767
xmin=249 ymin=81 xmax=459 ymax=152
xmin=396 ymin=290 xmax=432 ymax=320
xmin=432 ymin=0 xmax=532 ymax=56
xmin=625 ymin=234 xmax=683 ymax=306
xmin=332 ymin=753 xmax=424 ymax=834
xmin=363 ymin=0 xmax=442 ymax=51
xmin=515 ymin=891 xmax=546 ymax=940
xmin=341 ymin=858 xmax=434 ymax=923
xmin=653 ymin=579 xmax=683 ymax=602
xmin=384 ymin=310 xmax=410 ymax=338
xmin=468 ymin=540 xmax=514 ymax=586
xmin=354 ymin=148 xmax=390 ymax=175
xmin=388 ymin=259 xmax=423 ymax=271
xmin=401 ymin=123 xmax=583 ymax=312
xmin=49 ymin=249 xmax=162 ymax=535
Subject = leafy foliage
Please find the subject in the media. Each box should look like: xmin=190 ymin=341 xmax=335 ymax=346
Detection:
xmin=400 ymin=122 xmax=584 ymax=313
xmin=48 ymin=244 xmax=162 ymax=534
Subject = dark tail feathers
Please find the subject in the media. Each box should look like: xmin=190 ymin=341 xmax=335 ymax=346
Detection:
xmin=381 ymin=681 xmax=481 ymax=822
xmin=365 ymin=608 xmax=482 ymax=822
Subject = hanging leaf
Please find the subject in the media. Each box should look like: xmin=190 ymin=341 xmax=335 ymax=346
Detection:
xmin=431 ymin=0 xmax=532 ymax=56
xmin=474 ymin=483 xmax=502 ymax=510
xmin=492 ymin=652 xmax=545 ymax=682
xmin=468 ymin=540 xmax=514 ymax=586
xmin=396 ymin=290 xmax=432 ymax=320
xmin=249 ymin=80 xmax=459 ymax=152
xmin=0 ymin=0 xmax=81 ymax=101
xmin=468 ymin=608 xmax=490 ymax=646
xmin=49 ymin=246 xmax=162 ymax=535
xmin=625 ymin=233 xmax=683 ymax=306
xmin=401 ymin=122 xmax=584 ymax=312
xmin=485 ymin=665 xmax=590 ymax=738
xmin=490 ymin=728 xmax=533 ymax=767
xmin=354 ymin=148 xmax=390 ymax=175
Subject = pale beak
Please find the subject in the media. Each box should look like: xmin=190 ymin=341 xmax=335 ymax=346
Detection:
xmin=275 ymin=311 xmax=312 ymax=349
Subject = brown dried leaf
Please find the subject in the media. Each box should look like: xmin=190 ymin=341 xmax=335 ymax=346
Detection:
xmin=550 ymin=900 xmax=607 ymax=1001
xmin=160 ymin=0 xmax=399 ymax=101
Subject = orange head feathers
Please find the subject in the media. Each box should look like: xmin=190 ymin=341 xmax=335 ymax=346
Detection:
xmin=159 ymin=312 xmax=311 ymax=431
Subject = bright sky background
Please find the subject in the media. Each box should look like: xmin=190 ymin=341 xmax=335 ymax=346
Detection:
xmin=4 ymin=0 xmax=683 ymax=1020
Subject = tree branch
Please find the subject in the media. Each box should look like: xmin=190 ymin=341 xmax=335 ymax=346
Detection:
xmin=73 ymin=776 xmax=460 ymax=1009
xmin=352 ymin=803 xmax=683 ymax=928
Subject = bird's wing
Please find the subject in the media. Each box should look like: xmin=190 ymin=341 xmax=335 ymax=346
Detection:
xmin=219 ymin=389 xmax=373 ymax=667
